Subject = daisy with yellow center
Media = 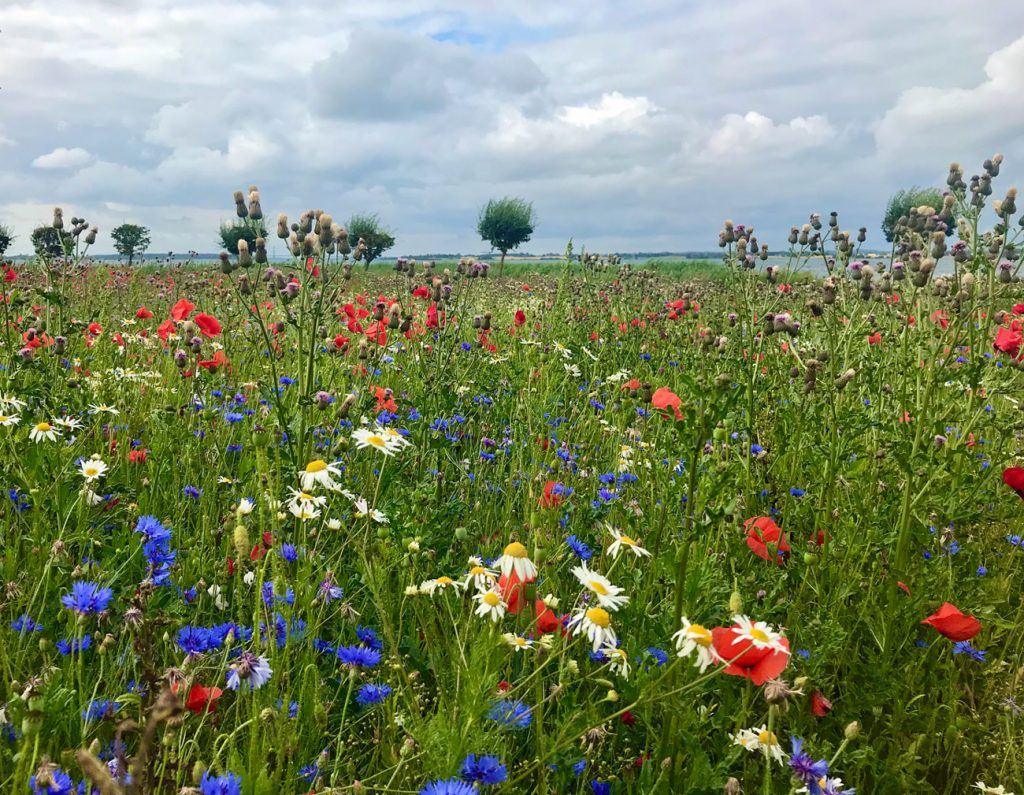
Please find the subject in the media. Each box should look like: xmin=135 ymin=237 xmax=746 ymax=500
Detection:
xmin=672 ymin=617 xmax=720 ymax=672
xmin=352 ymin=426 xmax=401 ymax=456
xmin=731 ymin=726 xmax=786 ymax=764
xmin=601 ymin=645 xmax=631 ymax=679
xmin=29 ymin=421 xmax=60 ymax=443
xmin=352 ymin=496 xmax=388 ymax=524
xmin=0 ymin=413 xmax=21 ymax=427
xmin=78 ymin=456 xmax=109 ymax=483
xmin=569 ymin=606 xmax=617 ymax=652
xmin=495 ymin=541 xmax=537 ymax=581
xmin=419 ymin=576 xmax=464 ymax=596
xmin=286 ymin=488 xmax=325 ymax=521
xmin=501 ymin=633 xmax=535 ymax=652
xmin=463 ymin=556 xmax=498 ymax=592
xmin=731 ymin=614 xmax=787 ymax=653
xmin=53 ymin=416 xmax=83 ymax=432
xmin=571 ymin=565 xmax=629 ymax=610
xmin=607 ymin=527 xmax=651 ymax=559
xmin=473 ymin=589 xmax=507 ymax=622
xmin=299 ymin=458 xmax=342 ymax=491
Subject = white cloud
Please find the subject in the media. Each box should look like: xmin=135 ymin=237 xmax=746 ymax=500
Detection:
xmin=31 ymin=147 xmax=93 ymax=170
xmin=560 ymin=92 xmax=657 ymax=128
xmin=701 ymin=112 xmax=836 ymax=160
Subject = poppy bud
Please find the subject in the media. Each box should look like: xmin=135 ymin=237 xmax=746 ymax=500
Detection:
xmin=729 ymin=590 xmax=743 ymax=614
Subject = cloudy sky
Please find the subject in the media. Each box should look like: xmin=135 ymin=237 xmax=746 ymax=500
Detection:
xmin=2 ymin=1 xmax=1024 ymax=256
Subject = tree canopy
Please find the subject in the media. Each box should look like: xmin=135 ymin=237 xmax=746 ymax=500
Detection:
xmin=477 ymin=197 xmax=536 ymax=275
xmin=882 ymin=187 xmax=945 ymax=243
xmin=111 ymin=223 xmax=152 ymax=265
xmin=348 ymin=213 xmax=395 ymax=268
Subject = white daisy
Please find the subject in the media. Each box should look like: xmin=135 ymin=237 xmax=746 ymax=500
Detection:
xmin=29 ymin=421 xmax=60 ymax=443
xmin=0 ymin=394 xmax=26 ymax=412
xmin=473 ymin=589 xmax=507 ymax=622
xmin=731 ymin=726 xmax=786 ymax=764
xmin=89 ymin=404 xmax=119 ymax=415
xmin=352 ymin=426 xmax=400 ymax=456
xmin=78 ymin=456 xmax=108 ymax=483
xmin=569 ymin=606 xmax=617 ymax=652
xmin=352 ymin=496 xmax=388 ymax=524
xmin=571 ymin=565 xmax=629 ymax=611
xmin=495 ymin=541 xmax=537 ymax=581
xmin=53 ymin=416 xmax=83 ymax=431
xmin=672 ymin=617 xmax=720 ymax=673
xmin=0 ymin=413 xmax=21 ymax=427
xmin=419 ymin=576 xmax=464 ymax=596
xmin=601 ymin=645 xmax=631 ymax=679
xmin=463 ymin=556 xmax=498 ymax=593
xmin=975 ymin=784 xmax=1016 ymax=795
xmin=287 ymin=488 xmax=326 ymax=520
xmin=299 ymin=459 xmax=342 ymax=491
xmin=606 ymin=527 xmax=651 ymax=559
xmin=502 ymin=633 xmax=535 ymax=652
xmin=731 ymin=615 xmax=788 ymax=654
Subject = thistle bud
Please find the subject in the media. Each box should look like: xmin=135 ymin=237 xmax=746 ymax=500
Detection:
xmin=53 ymin=208 xmax=64 ymax=229
xmin=724 ymin=777 xmax=742 ymax=795
xmin=85 ymin=226 xmax=97 ymax=245
xmin=233 ymin=524 xmax=250 ymax=561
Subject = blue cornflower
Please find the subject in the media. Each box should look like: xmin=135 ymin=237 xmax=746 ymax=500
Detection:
xmin=56 ymin=635 xmax=92 ymax=655
xmin=11 ymin=614 xmax=43 ymax=633
xmin=61 ymin=581 xmax=113 ymax=615
xmin=177 ymin=626 xmax=213 ymax=655
xmin=183 ymin=485 xmax=202 ymax=500
xmin=356 ymin=625 xmax=383 ymax=651
xmin=977 ymin=565 xmax=988 ymax=576
xmin=591 ymin=781 xmax=611 ymax=795
xmin=299 ymin=762 xmax=320 ymax=784
xmin=29 ymin=766 xmax=74 ymax=794
xmin=486 ymin=699 xmax=532 ymax=729
xmin=644 ymin=646 xmax=668 ymax=666
xmin=789 ymin=487 xmax=806 ymax=497
xmin=788 ymin=738 xmax=829 ymax=794
xmin=460 ymin=754 xmax=507 ymax=786
xmin=420 ymin=779 xmax=476 ymax=795
xmin=355 ymin=683 xmax=392 ymax=706
xmin=572 ymin=760 xmax=587 ymax=776
xmin=821 ymin=778 xmax=856 ymax=795
xmin=336 ymin=644 xmax=381 ymax=668
xmin=224 ymin=412 xmax=245 ymax=424
xmin=279 ymin=376 xmax=296 ymax=386
xmin=566 ymin=535 xmax=593 ymax=560
xmin=952 ymin=641 xmax=987 ymax=662
xmin=199 ymin=771 xmax=242 ymax=795
xmin=280 ymin=543 xmax=298 ymax=562
xmin=82 ymin=699 xmax=120 ymax=723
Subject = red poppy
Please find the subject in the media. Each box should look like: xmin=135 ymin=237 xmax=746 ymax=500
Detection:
xmin=1013 ymin=304 xmax=1024 ymax=316
xmin=373 ymin=386 xmax=398 ymax=412
xmin=498 ymin=571 xmax=529 ymax=614
xmin=184 ymin=683 xmax=223 ymax=714
xmin=921 ymin=602 xmax=981 ymax=641
xmin=411 ymin=285 xmax=429 ymax=299
xmin=1002 ymin=467 xmax=1024 ymax=499
xmin=193 ymin=313 xmax=222 ymax=338
xmin=128 ymin=448 xmax=148 ymax=464
xmin=171 ymin=298 xmax=195 ymax=321
xmin=540 ymin=480 xmax=563 ymax=509
xmin=198 ymin=350 xmax=229 ymax=372
xmin=810 ymin=690 xmax=833 ymax=717
xmin=514 ymin=309 xmax=526 ymax=327
xmin=135 ymin=306 xmax=154 ymax=319
xmin=157 ymin=318 xmax=175 ymax=342
xmin=994 ymin=320 xmax=1023 ymax=358
xmin=651 ymin=387 xmax=683 ymax=420
xmin=533 ymin=598 xmax=560 ymax=634
xmin=365 ymin=321 xmax=387 ymax=346
xmin=2 ymin=266 xmax=16 ymax=283
xmin=710 ymin=625 xmax=790 ymax=686
xmin=620 ymin=378 xmax=641 ymax=392
xmin=744 ymin=516 xmax=790 ymax=564
xmin=867 ymin=331 xmax=881 ymax=346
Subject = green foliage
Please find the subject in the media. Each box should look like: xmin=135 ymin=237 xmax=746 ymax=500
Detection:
xmin=30 ymin=224 xmax=72 ymax=258
xmin=0 ymin=223 xmax=13 ymax=257
xmin=477 ymin=196 xmax=536 ymax=257
xmin=219 ymin=218 xmax=267 ymax=254
xmin=348 ymin=213 xmax=395 ymax=267
xmin=110 ymin=223 xmax=151 ymax=265
xmin=882 ymin=186 xmax=944 ymax=242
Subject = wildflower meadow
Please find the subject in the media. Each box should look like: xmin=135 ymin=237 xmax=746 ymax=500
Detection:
xmin=2 ymin=156 xmax=1024 ymax=795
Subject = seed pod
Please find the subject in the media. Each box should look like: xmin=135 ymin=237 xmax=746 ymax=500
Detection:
xmin=84 ymin=226 xmax=97 ymax=245
xmin=277 ymin=214 xmax=289 ymax=239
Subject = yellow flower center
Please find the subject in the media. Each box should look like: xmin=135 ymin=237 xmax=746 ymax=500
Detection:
xmin=366 ymin=435 xmax=387 ymax=448
xmin=619 ymin=534 xmax=637 ymax=546
xmin=514 ymin=637 xmax=528 ymax=646
xmin=435 ymin=576 xmax=454 ymax=586
xmin=470 ymin=566 xmax=487 ymax=576
xmin=84 ymin=466 xmax=99 ymax=476
xmin=589 ymin=579 xmax=610 ymax=595
xmin=586 ymin=607 xmax=611 ymax=628
xmin=298 ymin=492 xmax=314 ymax=502
xmin=689 ymin=625 xmax=713 ymax=647
xmin=482 ymin=592 xmax=502 ymax=606
xmin=305 ymin=459 xmax=327 ymax=473
xmin=749 ymin=628 xmax=770 ymax=643
xmin=0 ymin=415 xmax=8 ymax=423
xmin=757 ymin=729 xmax=778 ymax=746
xmin=503 ymin=541 xmax=528 ymax=558
xmin=35 ymin=422 xmax=52 ymax=432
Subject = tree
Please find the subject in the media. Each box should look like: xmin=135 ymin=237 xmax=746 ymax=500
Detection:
xmin=0 ymin=224 xmax=13 ymax=258
xmin=219 ymin=219 xmax=267 ymax=256
xmin=111 ymin=223 xmax=151 ymax=265
xmin=31 ymin=225 xmax=73 ymax=258
xmin=882 ymin=186 xmax=944 ymax=243
xmin=477 ymin=197 xmax=536 ymax=276
xmin=348 ymin=213 xmax=395 ymax=269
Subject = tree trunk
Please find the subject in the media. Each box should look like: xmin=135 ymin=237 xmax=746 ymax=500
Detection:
xmin=128 ymin=252 xmax=134 ymax=266
xmin=499 ymin=250 xmax=506 ymax=278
